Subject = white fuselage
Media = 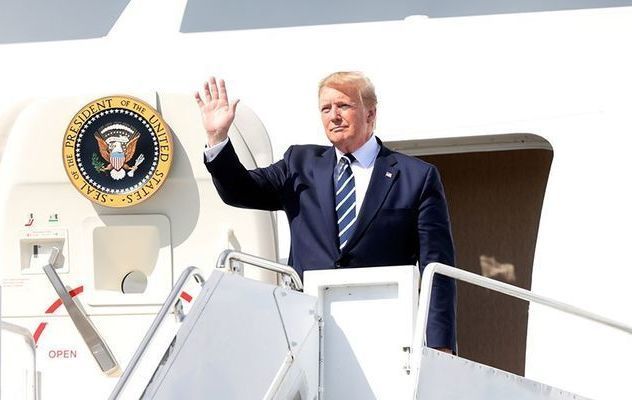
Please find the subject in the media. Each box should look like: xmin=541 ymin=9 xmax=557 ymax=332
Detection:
xmin=1 ymin=3 xmax=631 ymax=399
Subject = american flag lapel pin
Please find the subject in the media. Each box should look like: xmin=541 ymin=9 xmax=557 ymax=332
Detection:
xmin=385 ymin=171 xmax=393 ymax=178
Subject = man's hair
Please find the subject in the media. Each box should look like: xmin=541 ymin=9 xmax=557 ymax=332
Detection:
xmin=319 ymin=71 xmax=377 ymax=110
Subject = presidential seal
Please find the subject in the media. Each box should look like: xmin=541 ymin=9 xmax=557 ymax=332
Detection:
xmin=62 ymin=96 xmax=173 ymax=207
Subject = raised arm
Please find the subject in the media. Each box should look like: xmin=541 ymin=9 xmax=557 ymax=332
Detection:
xmin=197 ymin=77 xmax=288 ymax=212
xmin=194 ymin=77 xmax=240 ymax=146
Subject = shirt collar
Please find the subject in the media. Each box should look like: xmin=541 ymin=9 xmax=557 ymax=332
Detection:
xmin=334 ymin=134 xmax=380 ymax=168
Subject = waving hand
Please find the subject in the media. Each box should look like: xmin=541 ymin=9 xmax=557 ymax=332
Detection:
xmin=195 ymin=77 xmax=240 ymax=146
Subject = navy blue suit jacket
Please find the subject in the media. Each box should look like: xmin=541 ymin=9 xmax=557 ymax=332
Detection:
xmin=205 ymin=138 xmax=456 ymax=349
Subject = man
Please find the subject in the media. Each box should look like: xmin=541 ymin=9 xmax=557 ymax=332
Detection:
xmin=196 ymin=72 xmax=456 ymax=351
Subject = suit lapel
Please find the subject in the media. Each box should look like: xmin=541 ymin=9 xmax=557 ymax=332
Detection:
xmin=314 ymin=147 xmax=338 ymax=251
xmin=343 ymin=146 xmax=399 ymax=252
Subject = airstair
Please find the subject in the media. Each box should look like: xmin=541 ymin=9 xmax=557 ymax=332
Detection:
xmin=87 ymin=250 xmax=631 ymax=399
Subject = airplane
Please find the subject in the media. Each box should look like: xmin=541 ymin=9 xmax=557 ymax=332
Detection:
xmin=1 ymin=1 xmax=632 ymax=398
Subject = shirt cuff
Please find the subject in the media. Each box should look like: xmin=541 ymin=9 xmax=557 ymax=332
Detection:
xmin=204 ymin=137 xmax=229 ymax=163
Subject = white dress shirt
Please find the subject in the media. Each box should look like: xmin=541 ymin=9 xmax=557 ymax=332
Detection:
xmin=333 ymin=135 xmax=379 ymax=216
xmin=204 ymin=137 xmax=230 ymax=162
xmin=204 ymin=135 xmax=380 ymax=216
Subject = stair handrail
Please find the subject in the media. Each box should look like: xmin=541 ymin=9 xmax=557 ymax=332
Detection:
xmin=108 ymin=266 xmax=205 ymax=400
xmin=1 ymin=320 xmax=38 ymax=400
xmin=411 ymin=262 xmax=632 ymax=398
xmin=216 ymin=249 xmax=303 ymax=291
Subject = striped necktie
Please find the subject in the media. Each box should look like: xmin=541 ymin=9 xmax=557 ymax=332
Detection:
xmin=335 ymin=153 xmax=356 ymax=250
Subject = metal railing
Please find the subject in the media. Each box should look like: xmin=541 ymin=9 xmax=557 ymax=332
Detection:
xmin=1 ymin=320 xmax=39 ymax=400
xmin=216 ymin=249 xmax=303 ymax=291
xmin=110 ymin=251 xmax=301 ymax=399
xmin=410 ymin=262 xmax=632 ymax=397
xmin=108 ymin=266 xmax=205 ymax=400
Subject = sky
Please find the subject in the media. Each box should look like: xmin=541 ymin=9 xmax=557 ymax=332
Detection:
xmin=1 ymin=0 xmax=632 ymax=43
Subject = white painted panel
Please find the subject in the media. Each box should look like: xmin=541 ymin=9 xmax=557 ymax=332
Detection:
xmin=304 ymin=265 xmax=419 ymax=399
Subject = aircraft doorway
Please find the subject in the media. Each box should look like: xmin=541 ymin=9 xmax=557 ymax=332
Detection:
xmin=386 ymin=133 xmax=553 ymax=376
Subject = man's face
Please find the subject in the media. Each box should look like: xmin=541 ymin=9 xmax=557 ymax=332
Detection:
xmin=319 ymin=85 xmax=375 ymax=153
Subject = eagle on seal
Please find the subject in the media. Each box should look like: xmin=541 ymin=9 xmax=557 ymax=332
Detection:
xmin=94 ymin=123 xmax=144 ymax=180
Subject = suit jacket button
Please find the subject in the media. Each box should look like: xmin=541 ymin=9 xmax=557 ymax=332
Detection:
xmin=335 ymin=261 xmax=341 ymax=268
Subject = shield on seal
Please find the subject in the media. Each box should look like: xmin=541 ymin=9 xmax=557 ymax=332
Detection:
xmin=111 ymin=151 xmax=125 ymax=171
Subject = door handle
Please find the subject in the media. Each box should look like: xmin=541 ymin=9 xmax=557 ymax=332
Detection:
xmin=42 ymin=248 xmax=120 ymax=376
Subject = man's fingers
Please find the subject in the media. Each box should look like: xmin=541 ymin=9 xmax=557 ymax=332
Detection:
xmin=230 ymin=99 xmax=240 ymax=114
xmin=194 ymin=91 xmax=204 ymax=107
xmin=200 ymin=76 xmax=231 ymax=110
xmin=209 ymin=76 xmax=219 ymax=100
xmin=218 ymin=79 xmax=228 ymax=102
xmin=203 ymin=81 xmax=212 ymax=102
